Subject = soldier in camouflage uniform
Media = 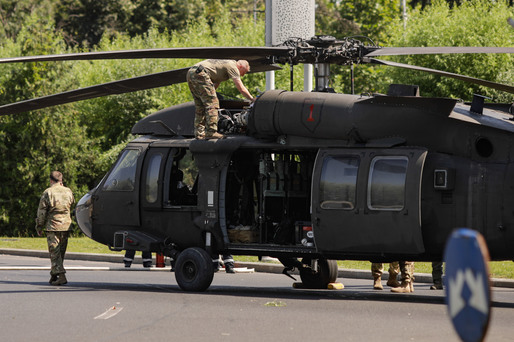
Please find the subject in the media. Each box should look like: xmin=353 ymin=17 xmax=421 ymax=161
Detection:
xmin=35 ymin=171 xmax=75 ymax=286
xmin=390 ymin=261 xmax=415 ymax=293
xmin=371 ymin=262 xmax=400 ymax=290
xmin=186 ymin=59 xmax=254 ymax=139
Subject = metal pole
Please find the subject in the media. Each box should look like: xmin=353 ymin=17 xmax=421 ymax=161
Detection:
xmin=351 ymin=64 xmax=355 ymax=95
xmin=402 ymin=0 xmax=407 ymax=30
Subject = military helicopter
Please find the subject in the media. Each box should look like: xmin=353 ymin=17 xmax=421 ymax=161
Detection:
xmin=1 ymin=36 xmax=514 ymax=292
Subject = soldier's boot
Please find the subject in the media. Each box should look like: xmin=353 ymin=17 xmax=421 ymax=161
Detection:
xmin=430 ymin=281 xmax=443 ymax=290
xmin=49 ymin=274 xmax=58 ymax=284
xmin=225 ymin=262 xmax=235 ymax=274
xmin=205 ymin=132 xmax=224 ymax=140
xmin=373 ymin=276 xmax=383 ymax=290
xmin=51 ymin=273 xmax=67 ymax=286
xmin=391 ymin=281 xmax=412 ymax=293
xmin=387 ymin=275 xmax=401 ymax=288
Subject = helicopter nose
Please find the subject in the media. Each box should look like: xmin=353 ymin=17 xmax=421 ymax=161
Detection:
xmin=76 ymin=191 xmax=94 ymax=238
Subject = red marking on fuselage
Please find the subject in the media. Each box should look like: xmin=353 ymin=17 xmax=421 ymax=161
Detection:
xmin=307 ymin=104 xmax=315 ymax=122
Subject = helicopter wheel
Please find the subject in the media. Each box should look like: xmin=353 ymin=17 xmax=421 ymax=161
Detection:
xmin=175 ymin=247 xmax=214 ymax=292
xmin=299 ymin=257 xmax=338 ymax=289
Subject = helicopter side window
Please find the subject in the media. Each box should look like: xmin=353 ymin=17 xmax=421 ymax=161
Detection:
xmin=145 ymin=153 xmax=163 ymax=203
xmin=319 ymin=156 xmax=359 ymax=210
xmin=167 ymin=149 xmax=198 ymax=206
xmin=102 ymin=149 xmax=140 ymax=192
xmin=367 ymin=156 xmax=408 ymax=211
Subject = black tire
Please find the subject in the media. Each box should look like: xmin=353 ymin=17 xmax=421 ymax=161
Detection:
xmin=175 ymin=247 xmax=214 ymax=292
xmin=299 ymin=258 xmax=338 ymax=289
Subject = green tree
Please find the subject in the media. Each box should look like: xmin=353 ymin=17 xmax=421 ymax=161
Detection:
xmin=385 ymin=0 xmax=514 ymax=102
xmin=0 ymin=14 xmax=99 ymax=236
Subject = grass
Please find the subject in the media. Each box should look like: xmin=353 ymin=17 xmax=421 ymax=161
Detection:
xmin=1 ymin=237 xmax=513 ymax=279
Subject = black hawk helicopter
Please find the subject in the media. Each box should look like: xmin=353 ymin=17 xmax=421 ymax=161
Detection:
xmin=1 ymin=36 xmax=514 ymax=291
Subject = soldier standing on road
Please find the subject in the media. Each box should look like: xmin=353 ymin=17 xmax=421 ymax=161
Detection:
xmin=371 ymin=262 xmax=401 ymax=290
xmin=390 ymin=261 xmax=415 ymax=293
xmin=187 ymin=59 xmax=254 ymax=140
xmin=431 ymin=261 xmax=444 ymax=290
xmin=35 ymin=171 xmax=75 ymax=286
xmin=124 ymin=250 xmax=153 ymax=268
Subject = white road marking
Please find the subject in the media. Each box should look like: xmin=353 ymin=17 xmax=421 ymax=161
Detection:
xmin=0 ymin=266 xmax=172 ymax=271
xmin=94 ymin=305 xmax=123 ymax=320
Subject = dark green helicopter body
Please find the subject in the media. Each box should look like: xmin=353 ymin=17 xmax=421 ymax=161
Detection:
xmin=75 ymin=88 xmax=514 ymax=292
xmin=2 ymin=36 xmax=514 ymax=291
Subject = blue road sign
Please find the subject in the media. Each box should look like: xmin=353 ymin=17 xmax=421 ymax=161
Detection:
xmin=444 ymin=228 xmax=491 ymax=342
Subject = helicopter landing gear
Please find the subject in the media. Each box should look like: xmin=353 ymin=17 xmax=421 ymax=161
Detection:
xmin=174 ymin=247 xmax=214 ymax=292
xmin=299 ymin=257 xmax=338 ymax=289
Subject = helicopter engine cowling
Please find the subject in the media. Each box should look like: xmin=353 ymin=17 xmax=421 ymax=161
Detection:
xmin=247 ymin=89 xmax=457 ymax=144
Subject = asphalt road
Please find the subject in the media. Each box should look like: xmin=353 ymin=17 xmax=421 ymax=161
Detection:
xmin=1 ymin=255 xmax=514 ymax=342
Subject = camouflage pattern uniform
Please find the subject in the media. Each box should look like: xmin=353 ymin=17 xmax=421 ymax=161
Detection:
xmin=371 ymin=262 xmax=400 ymax=289
xmin=186 ymin=59 xmax=241 ymax=138
xmin=36 ymin=183 xmax=74 ymax=278
xmin=391 ymin=261 xmax=415 ymax=293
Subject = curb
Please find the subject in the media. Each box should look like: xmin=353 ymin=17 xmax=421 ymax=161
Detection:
xmin=2 ymin=248 xmax=514 ymax=288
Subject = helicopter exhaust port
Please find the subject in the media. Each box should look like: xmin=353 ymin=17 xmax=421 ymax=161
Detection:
xmin=475 ymin=136 xmax=494 ymax=158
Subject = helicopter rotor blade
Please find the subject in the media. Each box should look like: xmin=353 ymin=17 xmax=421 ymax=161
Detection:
xmin=0 ymin=68 xmax=187 ymax=115
xmin=0 ymin=47 xmax=290 ymax=64
xmin=365 ymin=46 xmax=514 ymax=57
xmin=365 ymin=57 xmax=514 ymax=94
xmin=0 ymin=62 xmax=281 ymax=115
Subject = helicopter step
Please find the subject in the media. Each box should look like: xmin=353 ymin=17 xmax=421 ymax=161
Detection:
xmin=225 ymin=243 xmax=319 ymax=259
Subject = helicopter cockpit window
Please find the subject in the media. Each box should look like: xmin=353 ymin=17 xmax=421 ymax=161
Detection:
xmin=367 ymin=156 xmax=408 ymax=211
xmin=145 ymin=153 xmax=162 ymax=203
xmin=319 ymin=156 xmax=359 ymax=210
xmin=102 ymin=149 xmax=140 ymax=192
xmin=167 ymin=149 xmax=198 ymax=206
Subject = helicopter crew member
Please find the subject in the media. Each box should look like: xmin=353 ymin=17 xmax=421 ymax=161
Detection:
xmin=371 ymin=262 xmax=401 ymax=290
xmin=124 ymin=250 xmax=153 ymax=268
xmin=430 ymin=261 xmax=444 ymax=290
xmin=186 ymin=59 xmax=254 ymax=140
xmin=390 ymin=261 xmax=415 ymax=293
xmin=213 ymin=254 xmax=236 ymax=273
xmin=35 ymin=171 xmax=75 ymax=286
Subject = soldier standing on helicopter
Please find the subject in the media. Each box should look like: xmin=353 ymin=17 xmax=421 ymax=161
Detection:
xmin=186 ymin=59 xmax=255 ymax=140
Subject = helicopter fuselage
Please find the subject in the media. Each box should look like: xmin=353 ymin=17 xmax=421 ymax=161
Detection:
xmin=75 ymin=89 xmax=514 ymax=289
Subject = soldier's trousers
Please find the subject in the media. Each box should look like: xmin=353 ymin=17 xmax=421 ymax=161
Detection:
xmin=371 ymin=262 xmax=400 ymax=279
xmin=186 ymin=68 xmax=219 ymax=138
xmin=432 ymin=261 xmax=443 ymax=284
xmin=372 ymin=261 xmax=414 ymax=282
xmin=46 ymin=231 xmax=69 ymax=276
xmin=399 ymin=261 xmax=415 ymax=282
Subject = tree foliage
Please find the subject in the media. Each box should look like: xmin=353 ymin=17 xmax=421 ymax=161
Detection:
xmin=385 ymin=0 xmax=514 ymax=102
xmin=0 ymin=0 xmax=513 ymax=236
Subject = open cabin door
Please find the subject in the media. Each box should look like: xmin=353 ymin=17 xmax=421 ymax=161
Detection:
xmin=311 ymin=148 xmax=427 ymax=255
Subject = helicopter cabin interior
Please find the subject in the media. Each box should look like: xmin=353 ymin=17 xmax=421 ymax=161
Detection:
xmin=222 ymin=149 xmax=315 ymax=247
xmin=221 ymin=146 xmax=426 ymax=259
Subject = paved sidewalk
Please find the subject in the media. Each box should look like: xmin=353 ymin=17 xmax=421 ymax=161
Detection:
xmin=2 ymin=247 xmax=513 ymax=288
